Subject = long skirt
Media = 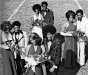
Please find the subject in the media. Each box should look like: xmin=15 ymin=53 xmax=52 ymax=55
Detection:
xmin=2 ymin=48 xmax=17 ymax=75
xmin=64 ymin=36 xmax=77 ymax=68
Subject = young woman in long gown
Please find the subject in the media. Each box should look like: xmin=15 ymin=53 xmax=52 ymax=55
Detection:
xmin=0 ymin=21 xmax=17 ymax=75
xmin=25 ymin=32 xmax=45 ymax=75
xmin=61 ymin=10 xmax=77 ymax=69
xmin=31 ymin=4 xmax=44 ymax=27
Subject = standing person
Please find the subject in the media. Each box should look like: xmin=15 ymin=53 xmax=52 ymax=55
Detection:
xmin=61 ymin=10 xmax=77 ymax=69
xmin=30 ymin=4 xmax=44 ymax=39
xmin=0 ymin=21 xmax=17 ymax=75
xmin=12 ymin=21 xmax=28 ymax=75
xmin=41 ymin=1 xmax=54 ymax=26
xmin=31 ymin=4 xmax=44 ymax=27
xmin=76 ymin=9 xmax=88 ymax=66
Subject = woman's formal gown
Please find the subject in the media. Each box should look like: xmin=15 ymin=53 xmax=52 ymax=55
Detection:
xmin=1 ymin=31 xmax=17 ymax=75
xmin=62 ymin=22 xmax=77 ymax=68
xmin=26 ymin=44 xmax=43 ymax=75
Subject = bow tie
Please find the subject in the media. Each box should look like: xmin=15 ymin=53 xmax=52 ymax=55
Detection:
xmin=47 ymin=40 xmax=52 ymax=42
xmin=15 ymin=32 xmax=20 ymax=35
xmin=14 ymin=30 xmax=23 ymax=35
xmin=78 ymin=19 xmax=82 ymax=22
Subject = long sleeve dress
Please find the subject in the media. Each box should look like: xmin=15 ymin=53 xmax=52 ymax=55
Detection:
xmin=0 ymin=31 xmax=17 ymax=75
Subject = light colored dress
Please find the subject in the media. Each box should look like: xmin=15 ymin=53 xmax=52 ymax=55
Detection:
xmin=33 ymin=13 xmax=44 ymax=22
xmin=0 ymin=31 xmax=17 ymax=75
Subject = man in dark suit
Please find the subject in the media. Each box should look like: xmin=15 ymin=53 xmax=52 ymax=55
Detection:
xmin=43 ymin=25 xmax=65 ymax=75
xmin=41 ymin=1 xmax=54 ymax=26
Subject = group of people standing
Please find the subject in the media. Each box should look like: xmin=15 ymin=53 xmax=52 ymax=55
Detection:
xmin=0 ymin=1 xmax=88 ymax=75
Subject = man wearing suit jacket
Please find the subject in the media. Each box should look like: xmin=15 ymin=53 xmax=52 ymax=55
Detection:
xmin=12 ymin=21 xmax=28 ymax=75
xmin=41 ymin=1 xmax=54 ymax=26
xmin=43 ymin=25 xmax=64 ymax=75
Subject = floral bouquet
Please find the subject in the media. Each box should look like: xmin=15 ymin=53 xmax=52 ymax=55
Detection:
xmin=24 ymin=54 xmax=45 ymax=72
xmin=73 ymin=30 xmax=88 ymax=42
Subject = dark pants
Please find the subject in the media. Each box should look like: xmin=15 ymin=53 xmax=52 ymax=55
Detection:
xmin=64 ymin=50 xmax=77 ymax=68
xmin=15 ymin=54 xmax=25 ymax=75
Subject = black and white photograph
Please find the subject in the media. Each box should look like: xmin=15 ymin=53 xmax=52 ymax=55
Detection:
xmin=0 ymin=0 xmax=88 ymax=75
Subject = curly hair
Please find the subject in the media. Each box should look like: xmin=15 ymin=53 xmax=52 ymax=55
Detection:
xmin=42 ymin=25 xmax=56 ymax=37
xmin=65 ymin=10 xmax=76 ymax=20
xmin=32 ymin=4 xmax=41 ymax=12
xmin=0 ymin=21 xmax=12 ymax=32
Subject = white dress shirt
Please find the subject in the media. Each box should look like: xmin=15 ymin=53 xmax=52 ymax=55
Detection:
xmin=77 ymin=17 xmax=88 ymax=37
xmin=12 ymin=31 xmax=28 ymax=59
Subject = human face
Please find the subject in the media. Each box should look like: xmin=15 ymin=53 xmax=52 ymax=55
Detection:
xmin=46 ymin=32 xmax=53 ymax=41
xmin=14 ymin=25 xmax=20 ymax=32
xmin=35 ymin=9 xmax=39 ymax=15
xmin=30 ymin=33 xmax=35 ymax=41
xmin=30 ymin=33 xmax=36 ymax=45
xmin=5 ymin=25 xmax=10 ymax=33
xmin=77 ymin=13 xmax=83 ymax=21
xmin=68 ymin=15 xmax=74 ymax=23
xmin=42 ymin=4 xmax=47 ymax=11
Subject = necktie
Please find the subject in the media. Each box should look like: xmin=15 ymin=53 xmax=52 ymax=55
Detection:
xmin=15 ymin=34 xmax=18 ymax=44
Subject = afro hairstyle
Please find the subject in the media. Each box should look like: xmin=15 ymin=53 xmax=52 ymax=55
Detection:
xmin=32 ymin=4 xmax=41 ymax=12
xmin=43 ymin=25 xmax=56 ymax=37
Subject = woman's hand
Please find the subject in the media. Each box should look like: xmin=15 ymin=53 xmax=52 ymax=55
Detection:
xmin=48 ymin=56 xmax=51 ymax=59
xmin=49 ymin=67 xmax=55 ymax=73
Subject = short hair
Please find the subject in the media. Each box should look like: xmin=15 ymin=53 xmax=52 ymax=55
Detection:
xmin=76 ymin=9 xmax=83 ymax=15
xmin=65 ymin=10 xmax=76 ymax=20
xmin=12 ymin=21 xmax=21 ymax=28
xmin=0 ymin=21 xmax=12 ymax=31
xmin=32 ymin=4 xmax=41 ymax=12
xmin=41 ymin=1 xmax=48 ymax=6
